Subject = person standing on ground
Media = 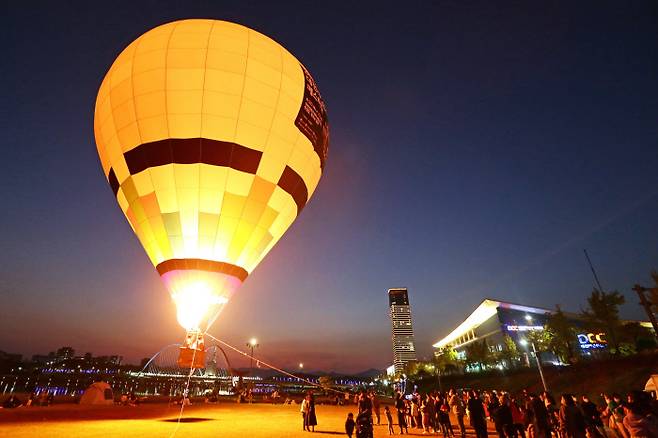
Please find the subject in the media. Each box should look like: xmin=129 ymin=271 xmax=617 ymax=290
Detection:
xmin=301 ymin=394 xmax=310 ymax=431
xmin=541 ymin=392 xmax=558 ymax=436
xmin=346 ymin=412 xmax=356 ymax=438
xmin=579 ymin=395 xmax=606 ymax=438
xmin=440 ymin=396 xmax=457 ymax=438
xmin=492 ymin=394 xmax=514 ymax=438
xmin=385 ymin=405 xmax=395 ymax=435
xmin=308 ymin=391 xmax=318 ymax=432
xmin=395 ymin=392 xmax=408 ymax=435
xmin=431 ymin=393 xmax=440 ymax=434
xmin=468 ymin=390 xmax=489 ymax=438
xmin=405 ymin=399 xmax=414 ymax=430
xmin=450 ymin=389 xmax=467 ymax=438
xmin=511 ymin=396 xmax=527 ymax=438
xmin=358 ymin=391 xmax=373 ymax=417
xmin=357 ymin=390 xmax=374 ymax=438
xmin=558 ymin=394 xmax=586 ymax=438
xmin=412 ymin=397 xmax=421 ymax=430
xmin=487 ymin=392 xmax=501 ymax=424
xmin=421 ymin=395 xmax=431 ymax=434
xmin=527 ymin=393 xmax=551 ymax=438
xmin=371 ymin=392 xmax=381 ymax=425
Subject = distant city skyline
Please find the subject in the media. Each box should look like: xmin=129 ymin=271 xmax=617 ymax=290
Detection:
xmin=2 ymin=1 xmax=657 ymax=373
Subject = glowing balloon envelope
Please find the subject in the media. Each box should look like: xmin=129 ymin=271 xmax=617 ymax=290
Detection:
xmin=94 ymin=19 xmax=328 ymax=333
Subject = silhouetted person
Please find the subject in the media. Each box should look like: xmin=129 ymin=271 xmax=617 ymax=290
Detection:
xmin=308 ymin=392 xmax=317 ymax=432
xmin=385 ymin=405 xmax=395 ymax=435
xmin=468 ymin=390 xmax=488 ymax=438
xmin=527 ymin=393 xmax=551 ymax=438
xmin=558 ymin=394 xmax=586 ymax=438
xmin=395 ymin=392 xmax=408 ymax=434
xmin=450 ymin=389 xmax=467 ymax=438
xmin=346 ymin=412 xmax=356 ymax=438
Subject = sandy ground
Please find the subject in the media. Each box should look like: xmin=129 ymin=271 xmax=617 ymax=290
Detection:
xmin=0 ymin=402 xmax=493 ymax=438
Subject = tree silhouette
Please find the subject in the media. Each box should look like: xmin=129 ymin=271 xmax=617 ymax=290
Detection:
xmin=545 ymin=305 xmax=578 ymax=363
xmin=497 ymin=335 xmax=522 ymax=369
xmin=580 ymin=289 xmax=625 ymax=354
xmin=318 ymin=375 xmax=334 ymax=392
xmin=433 ymin=347 xmax=462 ymax=375
xmin=464 ymin=340 xmax=491 ymax=371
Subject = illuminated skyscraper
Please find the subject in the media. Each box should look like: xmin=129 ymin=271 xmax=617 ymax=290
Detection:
xmin=388 ymin=288 xmax=417 ymax=374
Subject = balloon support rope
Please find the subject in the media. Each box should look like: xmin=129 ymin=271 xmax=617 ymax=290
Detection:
xmin=168 ymin=345 xmax=197 ymax=438
xmin=203 ymin=332 xmax=348 ymax=396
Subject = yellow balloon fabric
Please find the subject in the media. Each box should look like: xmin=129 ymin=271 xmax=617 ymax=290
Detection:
xmin=94 ymin=19 xmax=328 ymax=329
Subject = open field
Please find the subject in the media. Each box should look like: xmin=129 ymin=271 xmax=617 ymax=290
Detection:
xmin=0 ymin=402 xmax=493 ymax=438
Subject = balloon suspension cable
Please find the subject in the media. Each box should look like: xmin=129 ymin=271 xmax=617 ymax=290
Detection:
xmin=169 ymin=340 xmax=198 ymax=438
xmin=203 ymin=332 xmax=348 ymax=396
xmin=204 ymin=308 xmax=222 ymax=333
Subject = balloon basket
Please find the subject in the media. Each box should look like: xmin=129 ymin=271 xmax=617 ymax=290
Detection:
xmin=177 ymin=330 xmax=206 ymax=369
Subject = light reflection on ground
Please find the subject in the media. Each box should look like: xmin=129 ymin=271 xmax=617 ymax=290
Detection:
xmin=0 ymin=402 xmax=491 ymax=437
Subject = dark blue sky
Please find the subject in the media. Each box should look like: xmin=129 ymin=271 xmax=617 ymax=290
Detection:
xmin=2 ymin=1 xmax=657 ymax=372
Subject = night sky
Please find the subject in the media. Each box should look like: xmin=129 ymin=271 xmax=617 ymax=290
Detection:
xmin=2 ymin=1 xmax=657 ymax=373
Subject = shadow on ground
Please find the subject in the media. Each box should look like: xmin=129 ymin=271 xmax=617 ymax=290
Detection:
xmin=161 ymin=417 xmax=214 ymax=423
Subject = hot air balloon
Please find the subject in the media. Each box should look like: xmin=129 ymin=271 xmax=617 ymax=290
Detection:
xmin=94 ymin=19 xmax=328 ymax=367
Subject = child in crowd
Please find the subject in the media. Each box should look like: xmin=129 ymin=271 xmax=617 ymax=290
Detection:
xmin=385 ymin=405 xmax=395 ymax=435
xmin=345 ymin=412 xmax=355 ymax=438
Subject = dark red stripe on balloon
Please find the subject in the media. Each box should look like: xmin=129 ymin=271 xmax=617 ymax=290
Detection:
xmin=156 ymin=258 xmax=248 ymax=282
xmin=277 ymin=166 xmax=308 ymax=213
xmin=124 ymin=138 xmax=261 ymax=176
xmin=106 ymin=138 xmax=310 ymax=213
xmin=108 ymin=168 xmax=120 ymax=196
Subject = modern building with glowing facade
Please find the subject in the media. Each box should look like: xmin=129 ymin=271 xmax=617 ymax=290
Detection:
xmin=389 ymin=288 xmax=417 ymax=374
xmin=432 ymin=298 xmax=655 ymax=365
xmin=432 ymin=299 xmax=560 ymax=361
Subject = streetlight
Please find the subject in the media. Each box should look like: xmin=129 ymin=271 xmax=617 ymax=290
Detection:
xmin=298 ymin=362 xmax=304 ymax=370
xmin=519 ymin=338 xmax=548 ymax=391
xmin=246 ymin=338 xmax=259 ymax=377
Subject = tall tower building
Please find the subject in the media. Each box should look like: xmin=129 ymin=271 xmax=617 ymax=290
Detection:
xmin=388 ymin=288 xmax=417 ymax=374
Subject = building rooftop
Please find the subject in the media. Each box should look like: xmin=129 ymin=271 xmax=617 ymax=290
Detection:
xmin=432 ymin=298 xmax=557 ymax=349
xmin=432 ymin=298 xmax=654 ymax=349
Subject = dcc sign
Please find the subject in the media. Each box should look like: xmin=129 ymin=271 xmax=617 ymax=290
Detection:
xmin=578 ymin=332 xmax=607 ymax=349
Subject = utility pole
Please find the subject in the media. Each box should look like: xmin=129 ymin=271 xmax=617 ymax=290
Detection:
xmin=521 ymin=338 xmax=548 ymax=392
xmin=584 ymin=249 xmax=605 ymax=292
xmin=632 ymin=284 xmax=658 ymax=342
xmin=531 ymin=341 xmax=548 ymax=392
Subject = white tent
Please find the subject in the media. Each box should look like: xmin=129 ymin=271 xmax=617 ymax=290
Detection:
xmin=80 ymin=381 xmax=114 ymax=405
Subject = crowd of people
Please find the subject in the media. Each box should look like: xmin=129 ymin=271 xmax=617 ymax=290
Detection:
xmin=289 ymin=386 xmax=658 ymax=438
xmin=391 ymin=390 xmax=463 ymax=436
xmin=345 ymin=390 xmax=380 ymax=438
xmin=383 ymin=388 xmax=658 ymax=438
